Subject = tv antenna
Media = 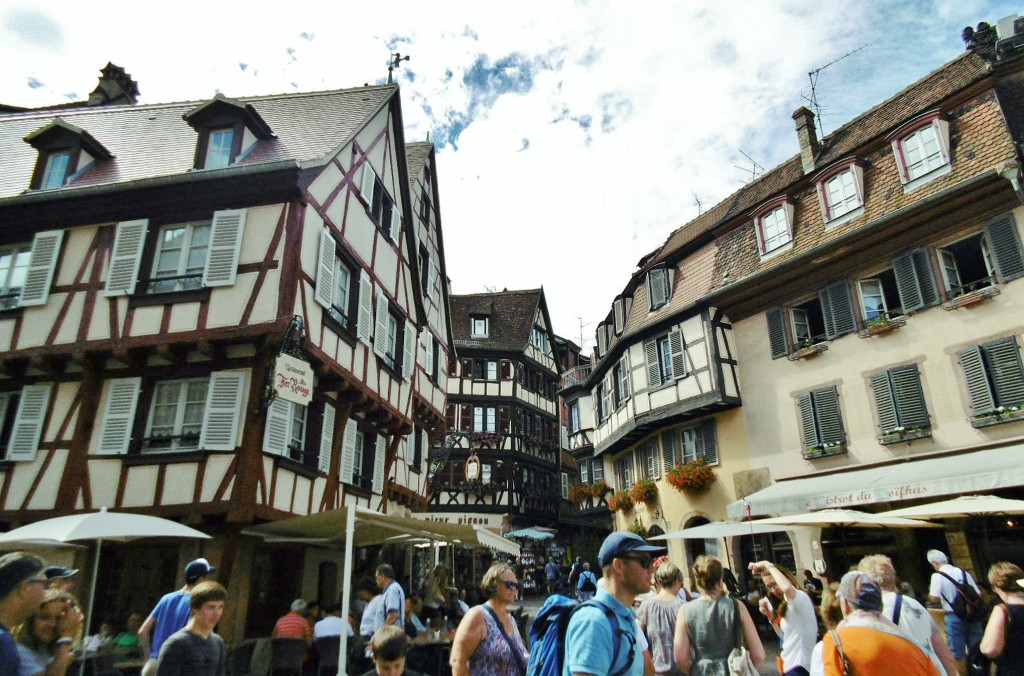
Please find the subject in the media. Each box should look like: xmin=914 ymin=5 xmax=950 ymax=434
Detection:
xmin=387 ymin=52 xmax=410 ymax=84
xmin=691 ymin=190 xmax=704 ymax=216
xmin=806 ymin=44 xmax=867 ymax=137
xmin=734 ymin=149 xmax=764 ymax=184
xmin=576 ymin=317 xmax=592 ymax=348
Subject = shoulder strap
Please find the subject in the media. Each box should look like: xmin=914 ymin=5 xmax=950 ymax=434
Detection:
xmin=936 ymin=570 xmax=958 ymax=606
xmin=732 ymin=598 xmax=743 ymax=651
xmin=482 ymin=605 xmax=526 ymax=676
xmin=829 ymin=628 xmax=851 ymax=675
xmin=892 ymin=592 xmax=903 ymax=626
xmin=582 ymin=599 xmax=635 ymax=676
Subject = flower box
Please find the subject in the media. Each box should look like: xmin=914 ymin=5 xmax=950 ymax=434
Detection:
xmin=942 ymin=285 xmax=1000 ymax=311
xmin=802 ymin=443 xmax=847 ymax=460
xmin=608 ymin=490 xmax=634 ymax=513
xmin=879 ymin=426 xmax=932 ymax=445
xmin=666 ymin=459 xmax=717 ymax=494
xmin=972 ymin=407 xmax=1024 ymax=429
xmin=629 ymin=478 xmax=659 ymax=505
xmin=857 ymin=317 xmax=906 ymax=338
xmin=787 ymin=342 xmax=829 ymax=361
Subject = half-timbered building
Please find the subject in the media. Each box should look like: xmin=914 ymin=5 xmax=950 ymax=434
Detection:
xmin=0 ymin=64 xmax=453 ymax=640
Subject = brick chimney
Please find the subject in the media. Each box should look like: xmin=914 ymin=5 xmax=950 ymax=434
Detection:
xmin=87 ymin=63 xmax=140 ymax=106
xmin=792 ymin=106 xmax=819 ymax=174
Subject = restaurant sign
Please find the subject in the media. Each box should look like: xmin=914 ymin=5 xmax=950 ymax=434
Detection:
xmin=273 ymin=354 xmax=313 ymax=406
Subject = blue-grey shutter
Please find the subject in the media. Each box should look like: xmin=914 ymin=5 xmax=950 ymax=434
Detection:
xmin=660 ymin=430 xmax=675 ymax=469
xmin=356 ymin=270 xmax=374 ymax=344
xmin=984 ymin=213 xmax=1024 ymax=282
xmin=958 ymin=345 xmax=996 ymax=415
xmin=340 ymin=419 xmax=357 ymax=484
xmin=870 ymin=371 xmax=899 ymax=433
xmin=819 ymin=281 xmax=856 ymax=339
xmin=669 ymin=329 xmax=686 ymax=379
xmin=813 ymin=387 xmax=845 ymax=446
xmin=983 ymin=337 xmax=1024 ymax=408
xmin=648 ymin=268 xmax=668 ymax=309
xmin=700 ymin=420 xmax=718 ymax=464
xmin=644 ymin=339 xmax=661 ymax=387
xmin=798 ymin=393 xmax=818 ymax=447
xmin=893 ymin=249 xmax=938 ymax=312
xmin=766 ymin=308 xmax=789 ymax=359
xmin=890 ymin=364 xmax=930 ymax=428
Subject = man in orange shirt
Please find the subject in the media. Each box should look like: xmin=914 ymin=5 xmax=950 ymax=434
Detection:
xmin=821 ymin=571 xmax=939 ymax=675
xmin=272 ymin=598 xmax=313 ymax=646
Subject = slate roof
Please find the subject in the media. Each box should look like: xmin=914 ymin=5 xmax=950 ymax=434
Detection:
xmin=450 ymin=289 xmax=542 ymax=353
xmin=405 ymin=142 xmax=432 ymax=189
xmin=0 ymin=84 xmax=396 ymax=201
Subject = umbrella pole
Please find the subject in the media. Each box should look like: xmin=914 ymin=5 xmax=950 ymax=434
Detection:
xmin=338 ymin=508 xmax=355 ymax=676
xmin=80 ymin=538 xmax=103 ymax=676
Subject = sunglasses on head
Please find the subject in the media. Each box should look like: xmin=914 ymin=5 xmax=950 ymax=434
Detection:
xmin=502 ymin=580 xmax=520 ymax=590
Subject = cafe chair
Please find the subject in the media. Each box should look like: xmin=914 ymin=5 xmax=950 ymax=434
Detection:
xmin=313 ymin=635 xmax=341 ymax=676
xmin=228 ymin=639 xmax=257 ymax=676
xmin=270 ymin=637 xmax=307 ymax=676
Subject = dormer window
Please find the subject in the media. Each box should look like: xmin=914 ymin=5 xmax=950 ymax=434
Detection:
xmin=470 ymin=315 xmax=489 ymax=338
xmin=183 ymin=94 xmax=274 ymax=171
xmin=888 ymin=111 xmax=952 ymax=192
xmin=647 ymin=265 xmax=672 ymax=311
xmin=754 ymin=196 xmax=795 ymax=258
xmin=813 ymin=159 xmax=865 ymax=229
xmin=24 ymin=118 xmax=111 ymax=191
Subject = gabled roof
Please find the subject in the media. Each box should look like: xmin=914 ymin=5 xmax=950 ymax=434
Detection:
xmin=0 ymin=84 xmax=396 ymax=201
xmin=405 ymin=142 xmax=433 ymax=189
xmin=450 ymin=289 xmax=544 ymax=353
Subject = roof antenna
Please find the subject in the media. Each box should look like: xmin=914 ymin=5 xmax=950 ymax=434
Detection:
xmin=387 ymin=52 xmax=410 ymax=84
xmin=691 ymin=190 xmax=704 ymax=216
xmin=805 ymin=44 xmax=867 ymax=137
xmin=734 ymin=149 xmax=764 ymax=184
xmin=576 ymin=317 xmax=591 ymax=349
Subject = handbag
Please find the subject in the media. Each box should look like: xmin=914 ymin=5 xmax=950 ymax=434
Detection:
xmin=727 ymin=599 xmax=759 ymax=676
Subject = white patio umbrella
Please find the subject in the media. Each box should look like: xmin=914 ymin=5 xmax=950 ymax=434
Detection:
xmin=757 ymin=508 xmax=943 ymax=528
xmin=877 ymin=494 xmax=1024 ymax=519
xmin=649 ymin=520 xmax=814 ymax=540
xmin=0 ymin=507 xmax=211 ymax=676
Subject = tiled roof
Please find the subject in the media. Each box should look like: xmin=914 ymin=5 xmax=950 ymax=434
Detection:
xmin=0 ymin=85 xmax=396 ymax=201
xmin=405 ymin=142 xmax=432 ymax=188
xmin=450 ymin=289 xmax=542 ymax=352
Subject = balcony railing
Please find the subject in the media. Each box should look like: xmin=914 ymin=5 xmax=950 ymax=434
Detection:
xmin=560 ymin=365 xmax=592 ymax=390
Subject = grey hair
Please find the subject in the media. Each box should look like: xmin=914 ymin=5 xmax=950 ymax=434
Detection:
xmin=290 ymin=598 xmax=307 ymax=613
xmin=926 ymin=549 xmax=948 ymax=565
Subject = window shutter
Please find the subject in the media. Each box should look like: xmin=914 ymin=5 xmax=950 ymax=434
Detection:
xmin=870 ymin=371 xmax=898 ymax=433
xmin=644 ymin=339 xmax=661 ymax=388
xmin=424 ymin=331 xmax=435 ymax=375
xmin=798 ymin=392 xmax=818 ymax=448
xmin=700 ymin=420 xmax=718 ymax=465
xmin=200 ymin=370 xmax=246 ymax=451
xmin=460 ymin=404 xmax=472 ymax=431
xmin=669 ymin=328 xmax=686 ymax=379
xmin=890 ymin=364 xmax=930 ymax=428
xmin=819 ymin=281 xmax=856 ymax=338
xmin=340 ymin=419 xmax=357 ymax=484
xmin=373 ymin=287 xmax=389 ymax=359
xmin=318 ymin=402 xmax=335 ymax=474
xmin=500 ymin=359 xmax=512 ymax=380
xmin=499 ymin=406 xmax=511 ymax=435
xmin=402 ymin=321 xmax=416 ymax=381
xmin=372 ymin=435 xmax=387 ymax=494
xmin=597 ymin=325 xmax=608 ymax=356
xmin=648 ymin=268 xmax=667 ymax=309
xmin=613 ymin=299 xmax=624 ymax=334
xmin=104 ymin=220 xmax=148 ymax=296
xmin=20 ymin=230 xmax=63 ymax=307
xmin=893 ymin=249 xmax=938 ymax=312
xmin=360 ymin=164 xmax=376 ymax=202
xmin=602 ymin=373 xmax=613 ymax=417
xmin=202 ymin=209 xmax=246 ymax=287
xmin=7 ymin=384 xmax=52 ymax=461
xmin=985 ymin=213 xmax=1024 ymax=282
xmin=580 ymin=462 xmax=589 ymax=483
xmin=959 ymin=345 xmax=996 ymax=415
xmin=315 ymin=228 xmax=336 ymax=309
xmin=813 ymin=387 xmax=845 ymax=446
xmin=263 ymin=397 xmax=291 ymax=456
xmin=766 ymin=308 xmax=789 ymax=359
xmin=357 ymin=270 xmax=374 ymax=344
xmin=660 ymin=430 xmax=675 ymax=470
xmin=97 ymin=377 xmax=141 ymax=454
xmin=389 ymin=207 xmax=401 ymax=242
xmin=427 ymin=258 xmax=437 ymax=299
xmin=983 ymin=337 xmax=1024 ymax=408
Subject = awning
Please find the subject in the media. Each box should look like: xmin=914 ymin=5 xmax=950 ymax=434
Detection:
xmin=726 ymin=445 xmax=1024 ymax=518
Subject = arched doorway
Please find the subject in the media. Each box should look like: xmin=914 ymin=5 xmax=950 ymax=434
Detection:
xmin=684 ymin=516 xmax=711 ymax=566
xmin=647 ymin=524 xmax=665 ymax=540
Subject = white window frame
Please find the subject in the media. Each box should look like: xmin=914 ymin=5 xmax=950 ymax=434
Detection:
xmin=473 ymin=406 xmax=496 ymax=432
xmin=383 ymin=310 xmax=399 ymax=369
xmin=755 ymin=199 xmax=795 ymax=257
xmin=0 ymin=244 xmax=31 ymax=310
xmin=150 ymin=222 xmax=211 ymax=293
xmin=471 ymin=316 xmax=489 ymax=338
xmin=791 ymin=307 xmax=812 ymax=343
xmin=857 ymin=278 xmax=888 ymax=321
xmin=332 ymin=258 xmax=352 ymax=324
xmin=204 ymin=127 xmax=234 ymax=169
xmin=815 ymin=161 xmax=865 ymax=228
xmin=889 ymin=112 xmax=951 ymax=190
xmin=569 ymin=401 xmax=581 ymax=433
xmin=144 ymin=377 xmax=209 ymax=453
xmin=40 ymin=150 xmax=72 ymax=189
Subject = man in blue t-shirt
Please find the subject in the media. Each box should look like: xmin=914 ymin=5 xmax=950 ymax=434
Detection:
xmin=563 ymin=532 xmax=663 ymax=676
xmin=138 ymin=557 xmax=217 ymax=676
xmin=0 ymin=552 xmax=48 ymax=675
xmin=375 ymin=564 xmax=405 ymax=629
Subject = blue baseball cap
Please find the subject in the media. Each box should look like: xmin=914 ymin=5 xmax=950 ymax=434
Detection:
xmin=598 ymin=532 xmax=665 ymax=568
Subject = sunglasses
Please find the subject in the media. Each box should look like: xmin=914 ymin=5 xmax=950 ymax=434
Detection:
xmin=620 ymin=554 xmax=653 ymax=568
xmin=502 ymin=580 xmax=520 ymax=590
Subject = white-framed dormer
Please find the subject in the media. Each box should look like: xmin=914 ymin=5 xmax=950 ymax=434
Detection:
xmin=753 ymin=195 xmax=796 ymax=261
xmin=23 ymin=118 xmax=112 ymax=191
xmin=470 ymin=314 xmax=489 ymax=339
xmin=182 ymin=93 xmax=274 ymax=170
xmin=887 ymin=110 xmax=952 ymax=193
xmin=646 ymin=264 xmax=672 ymax=312
xmin=813 ymin=158 xmax=866 ymax=230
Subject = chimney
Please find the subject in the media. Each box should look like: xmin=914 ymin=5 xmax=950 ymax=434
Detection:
xmin=792 ymin=106 xmax=819 ymax=174
xmin=87 ymin=62 xmax=140 ymax=106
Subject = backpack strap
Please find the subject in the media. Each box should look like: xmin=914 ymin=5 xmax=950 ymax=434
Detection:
xmin=936 ymin=570 xmax=958 ymax=607
xmin=829 ymin=628 xmax=851 ymax=675
xmin=892 ymin=592 xmax=903 ymax=626
xmin=574 ymin=599 xmax=636 ymax=676
xmin=482 ymin=605 xmax=526 ymax=676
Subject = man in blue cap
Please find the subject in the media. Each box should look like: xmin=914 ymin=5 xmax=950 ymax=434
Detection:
xmin=563 ymin=531 xmax=664 ymax=676
xmin=138 ymin=557 xmax=217 ymax=676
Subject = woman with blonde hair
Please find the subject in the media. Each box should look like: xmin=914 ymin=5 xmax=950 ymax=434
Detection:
xmin=637 ymin=561 xmax=685 ymax=675
xmin=449 ymin=563 xmax=528 ymax=676
xmin=13 ymin=589 xmax=83 ymax=676
xmin=750 ymin=560 xmax=817 ymax=676
xmin=674 ymin=555 xmax=764 ymax=675
xmin=979 ymin=561 xmax=1024 ymax=674
xmin=808 ymin=582 xmax=842 ymax=676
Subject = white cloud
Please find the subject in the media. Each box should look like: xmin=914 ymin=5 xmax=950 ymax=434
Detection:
xmin=1 ymin=0 xmax=1020 ymax=350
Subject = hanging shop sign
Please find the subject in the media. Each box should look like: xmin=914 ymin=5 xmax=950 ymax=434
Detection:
xmin=465 ymin=453 xmax=481 ymax=482
xmin=273 ymin=353 xmax=313 ymax=406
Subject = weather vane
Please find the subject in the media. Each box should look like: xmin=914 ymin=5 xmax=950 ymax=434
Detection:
xmin=387 ymin=52 xmax=411 ymax=84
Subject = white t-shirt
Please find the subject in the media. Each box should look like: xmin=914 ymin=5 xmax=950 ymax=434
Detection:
xmin=881 ymin=590 xmax=945 ymax=674
xmin=359 ymin=595 xmax=383 ymax=637
xmin=779 ymin=589 xmax=817 ymax=671
xmin=809 ymin=640 xmax=824 ymax=676
xmin=928 ymin=564 xmax=979 ymax=613
xmin=635 ymin=619 xmax=649 ymax=652
xmin=314 ymin=615 xmax=350 ymax=639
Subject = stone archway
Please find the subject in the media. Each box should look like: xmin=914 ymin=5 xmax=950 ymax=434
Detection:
xmin=683 ymin=515 xmax=711 ymax=567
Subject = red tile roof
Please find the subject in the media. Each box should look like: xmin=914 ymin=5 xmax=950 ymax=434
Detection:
xmin=450 ymin=289 xmax=543 ymax=352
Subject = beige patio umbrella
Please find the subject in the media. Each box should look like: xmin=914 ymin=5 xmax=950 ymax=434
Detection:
xmin=757 ymin=508 xmax=943 ymax=528
xmin=877 ymin=494 xmax=1024 ymax=519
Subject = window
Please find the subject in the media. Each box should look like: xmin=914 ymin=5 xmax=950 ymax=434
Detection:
xmin=561 ymin=473 xmax=570 ymax=500
xmin=636 ymin=442 xmax=659 ymax=479
xmin=373 ymin=290 xmax=413 ymax=379
xmin=204 ymin=128 xmax=235 ymax=169
xmin=661 ymin=419 xmax=718 ymax=468
xmin=473 ymin=406 xmax=496 ymax=432
xmin=530 ymin=327 xmax=549 ymax=351
xmin=340 ymin=421 xmax=386 ymax=493
xmin=580 ymin=460 xmax=588 ymax=484
xmin=40 ymin=151 xmax=72 ymax=189
xmin=0 ymin=245 xmax=31 ymax=310
xmin=473 ymin=360 xmax=498 ymax=381
xmin=643 ymin=328 xmax=685 ymax=388
xmin=0 ymin=385 xmax=52 ymax=462
xmin=183 ymin=96 xmax=273 ymax=171
xmin=315 ymin=229 xmax=369 ymax=340
xmin=755 ymin=199 xmax=795 ymax=256
xmin=0 ymin=392 xmax=19 ymax=460
xmin=765 ymin=281 xmax=856 ymax=358
xmin=871 ymin=365 xmax=929 ymax=434
xmin=0 ymin=231 xmax=63 ymax=310
xmin=145 ymin=378 xmax=209 ymax=452
xmin=798 ymin=386 xmax=846 ymax=453
xmin=815 ymin=161 xmax=865 ymax=225
xmin=263 ymin=397 xmax=310 ymax=462
xmin=614 ymin=455 xmax=634 ymax=490
xmin=958 ymin=336 xmax=1024 ymax=417
xmin=579 ymin=458 xmax=605 ymax=484
xmin=471 ymin=316 xmax=489 ymax=338
xmin=889 ymin=113 xmax=951 ymax=188
xmin=149 ymin=222 xmax=210 ymax=293
xmin=358 ymin=165 xmax=401 ymax=242
xmin=647 ymin=266 xmax=672 ymax=311
xmin=857 ymin=272 xmax=903 ymax=321
xmin=568 ymin=401 xmax=581 ymax=433
xmin=25 ymin=119 xmax=111 ymax=191
xmin=613 ymin=356 xmax=630 ymax=406
xmin=938 ymin=215 xmax=1024 ymax=297
xmin=409 ymin=426 xmax=423 ymax=470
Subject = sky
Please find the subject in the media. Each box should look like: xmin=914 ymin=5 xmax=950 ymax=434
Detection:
xmin=1 ymin=0 xmax=1020 ymax=351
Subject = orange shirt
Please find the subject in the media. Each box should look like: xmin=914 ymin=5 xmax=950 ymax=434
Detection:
xmin=273 ymin=611 xmax=312 ymax=641
xmin=822 ymin=626 xmax=939 ymax=676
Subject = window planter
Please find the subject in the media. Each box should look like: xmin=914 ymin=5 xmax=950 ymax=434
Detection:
xmin=942 ymin=285 xmax=1000 ymax=311
xmin=788 ymin=342 xmax=829 ymax=361
xmin=802 ymin=443 xmax=847 ymax=460
xmin=858 ymin=317 xmax=906 ymax=338
xmin=879 ymin=426 xmax=932 ymax=445
xmin=972 ymin=407 xmax=1024 ymax=429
